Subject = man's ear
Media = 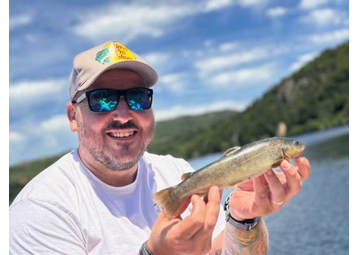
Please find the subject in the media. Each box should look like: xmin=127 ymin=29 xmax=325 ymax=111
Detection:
xmin=67 ymin=102 xmax=78 ymax=132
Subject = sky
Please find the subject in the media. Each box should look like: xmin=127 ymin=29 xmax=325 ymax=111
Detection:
xmin=9 ymin=0 xmax=349 ymax=165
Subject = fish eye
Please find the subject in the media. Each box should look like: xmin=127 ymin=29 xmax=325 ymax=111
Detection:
xmin=294 ymin=141 xmax=299 ymax=146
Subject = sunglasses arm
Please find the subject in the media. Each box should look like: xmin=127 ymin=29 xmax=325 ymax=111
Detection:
xmin=75 ymin=93 xmax=86 ymax=104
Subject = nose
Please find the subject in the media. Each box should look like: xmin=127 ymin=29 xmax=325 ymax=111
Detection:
xmin=110 ymin=96 xmax=133 ymax=123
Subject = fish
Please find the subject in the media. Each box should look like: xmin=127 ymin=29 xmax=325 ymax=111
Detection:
xmin=152 ymin=137 xmax=305 ymax=219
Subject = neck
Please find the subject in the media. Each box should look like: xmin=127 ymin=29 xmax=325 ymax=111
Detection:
xmin=77 ymin=148 xmax=139 ymax=187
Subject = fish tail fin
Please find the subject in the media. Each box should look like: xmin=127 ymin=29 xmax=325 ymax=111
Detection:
xmin=153 ymin=187 xmax=183 ymax=220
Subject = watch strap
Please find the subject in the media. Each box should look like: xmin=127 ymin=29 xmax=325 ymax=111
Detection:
xmin=139 ymin=241 xmax=153 ymax=255
xmin=224 ymin=191 xmax=261 ymax=231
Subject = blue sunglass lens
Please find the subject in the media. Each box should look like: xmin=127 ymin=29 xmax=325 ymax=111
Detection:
xmin=126 ymin=89 xmax=151 ymax=111
xmin=88 ymin=90 xmax=118 ymax=112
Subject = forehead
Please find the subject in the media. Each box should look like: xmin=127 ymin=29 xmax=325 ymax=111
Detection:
xmin=89 ymin=69 xmax=147 ymax=91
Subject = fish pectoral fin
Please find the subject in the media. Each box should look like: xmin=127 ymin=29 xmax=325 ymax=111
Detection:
xmin=181 ymin=172 xmax=193 ymax=181
xmin=222 ymin=146 xmax=241 ymax=157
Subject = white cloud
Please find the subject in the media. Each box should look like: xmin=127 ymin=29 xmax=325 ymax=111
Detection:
xmin=10 ymin=114 xmax=78 ymax=165
xmin=299 ymin=0 xmax=329 ymax=10
xmin=38 ymin=114 xmax=76 ymax=149
xmin=155 ymin=100 xmax=247 ymax=121
xmin=308 ymin=29 xmax=349 ymax=45
xmin=209 ymin=64 xmax=275 ymax=88
xmin=266 ymin=7 xmax=289 ymax=17
xmin=24 ymin=34 xmax=37 ymax=43
xmin=300 ymin=8 xmax=347 ymax=27
xmin=9 ymin=132 xmax=25 ymax=144
xmin=72 ymin=1 xmax=270 ymax=43
xmin=204 ymin=40 xmax=214 ymax=48
xmin=9 ymin=79 xmax=67 ymax=109
xmin=219 ymin=42 xmax=239 ymax=52
xmin=237 ymin=0 xmax=268 ymax=7
xmin=142 ymin=52 xmax=170 ymax=67
xmin=204 ymin=0 xmax=233 ymax=12
xmin=72 ymin=3 xmax=197 ymax=43
xmin=289 ymin=52 xmax=319 ymax=72
xmin=195 ymin=48 xmax=269 ymax=76
xmin=9 ymin=14 xmax=33 ymax=31
xmin=160 ymin=73 xmax=187 ymax=93
xmin=204 ymin=0 xmax=268 ymax=12
xmin=40 ymin=114 xmax=70 ymax=132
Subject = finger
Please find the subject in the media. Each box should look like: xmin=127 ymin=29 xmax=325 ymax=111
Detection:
xmin=275 ymin=171 xmax=287 ymax=184
xmin=236 ymin=179 xmax=254 ymax=191
xmin=295 ymin=156 xmax=311 ymax=181
xmin=171 ymin=195 xmax=206 ymax=239
xmin=264 ymin=169 xmax=286 ymax=209
xmin=175 ymin=196 xmax=191 ymax=219
xmin=280 ymin=160 xmax=303 ymax=200
xmin=203 ymin=186 xmax=220 ymax=233
xmin=253 ymin=175 xmax=271 ymax=209
xmin=154 ymin=212 xmax=181 ymax=237
xmin=192 ymin=186 xmax=221 ymax=254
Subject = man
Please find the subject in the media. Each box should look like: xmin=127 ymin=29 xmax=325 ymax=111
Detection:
xmin=10 ymin=41 xmax=311 ymax=255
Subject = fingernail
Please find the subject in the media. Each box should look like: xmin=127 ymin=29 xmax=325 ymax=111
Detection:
xmin=211 ymin=186 xmax=219 ymax=193
xmin=281 ymin=161 xmax=290 ymax=170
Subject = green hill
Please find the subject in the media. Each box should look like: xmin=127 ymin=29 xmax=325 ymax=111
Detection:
xmin=9 ymin=42 xmax=349 ymax=203
xmin=147 ymin=42 xmax=349 ymax=158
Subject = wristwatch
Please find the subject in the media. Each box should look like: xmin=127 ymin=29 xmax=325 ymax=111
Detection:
xmin=224 ymin=192 xmax=261 ymax=231
xmin=139 ymin=241 xmax=153 ymax=255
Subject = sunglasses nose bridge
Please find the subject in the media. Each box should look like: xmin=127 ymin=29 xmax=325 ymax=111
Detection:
xmin=110 ymin=95 xmax=133 ymax=121
xmin=117 ymin=92 xmax=132 ymax=110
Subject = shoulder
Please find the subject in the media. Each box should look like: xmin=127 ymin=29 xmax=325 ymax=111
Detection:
xmin=10 ymin=151 xmax=83 ymax=211
xmin=143 ymin=152 xmax=194 ymax=175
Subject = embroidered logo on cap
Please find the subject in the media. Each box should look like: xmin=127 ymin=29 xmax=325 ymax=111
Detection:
xmin=95 ymin=42 xmax=136 ymax=64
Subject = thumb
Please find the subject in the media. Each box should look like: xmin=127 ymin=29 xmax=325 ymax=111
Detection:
xmin=156 ymin=196 xmax=192 ymax=221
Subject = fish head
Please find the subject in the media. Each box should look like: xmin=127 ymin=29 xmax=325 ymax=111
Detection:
xmin=281 ymin=138 xmax=305 ymax=160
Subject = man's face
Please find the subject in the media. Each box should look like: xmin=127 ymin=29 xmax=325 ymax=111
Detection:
xmin=70 ymin=69 xmax=155 ymax=172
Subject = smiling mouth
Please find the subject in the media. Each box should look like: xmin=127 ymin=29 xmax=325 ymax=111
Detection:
xmin=107 ymin=131 xmax=137 ymax=138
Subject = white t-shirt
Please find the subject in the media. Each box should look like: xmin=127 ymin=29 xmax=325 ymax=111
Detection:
xmin=10 ymin=150 xmax=225 ymax=255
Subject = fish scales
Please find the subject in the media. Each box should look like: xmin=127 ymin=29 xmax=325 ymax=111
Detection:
xmin=174 ymin=139 xmax=282 ymax=200
xmin=153 ymin=137 xmax=305 ymax=219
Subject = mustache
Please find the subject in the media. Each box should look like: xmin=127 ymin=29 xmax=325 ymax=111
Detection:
xmin=105 ymin=121 xmax=139 ymax=131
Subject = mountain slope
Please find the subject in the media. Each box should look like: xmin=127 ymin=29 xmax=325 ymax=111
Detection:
xmin=150 ymin=42 xmax=349 ymax=158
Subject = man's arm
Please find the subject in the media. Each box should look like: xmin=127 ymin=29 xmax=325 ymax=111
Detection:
xmin=210 ymin=219 xmax=268 ymax=255
xmin=222 ymin=219 xmax=268 ymax=254
xmin=210 ymin=156 xmax=311 ymax=255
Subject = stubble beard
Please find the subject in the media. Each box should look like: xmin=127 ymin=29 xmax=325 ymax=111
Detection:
xmin=77 ymin=118 xmax=154 ymax=172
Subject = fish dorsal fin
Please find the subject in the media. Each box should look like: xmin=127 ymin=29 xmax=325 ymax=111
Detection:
xmin=181 ymin=172 xmax=193 ymax=181
xmin=222 ymin=146 xmax=241 ymax=157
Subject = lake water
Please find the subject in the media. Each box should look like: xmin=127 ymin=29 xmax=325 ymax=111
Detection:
xmin=189 ymin=125 xmax=349 ymax=255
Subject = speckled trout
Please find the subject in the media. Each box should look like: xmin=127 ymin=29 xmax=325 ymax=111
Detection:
xmin=153 ymin=137 xmax=305 ymax=219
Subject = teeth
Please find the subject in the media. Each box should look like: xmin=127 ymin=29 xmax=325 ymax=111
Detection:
xmin=111 ymin=131 xmax=135 ymax=138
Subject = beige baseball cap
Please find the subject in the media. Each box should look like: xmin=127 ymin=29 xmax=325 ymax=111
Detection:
xmin=69 ymin=40 xmax=158 ymax=101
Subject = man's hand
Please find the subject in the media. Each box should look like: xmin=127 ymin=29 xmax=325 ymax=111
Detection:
xmin=229 ymin=156 xmax=311 ymax=221
xmin=147 ymin=186 xmax=222 ymax=255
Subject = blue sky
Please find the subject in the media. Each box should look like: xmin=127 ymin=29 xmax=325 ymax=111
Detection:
xmin=9 ymin=0 xmax=349 ymax=165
